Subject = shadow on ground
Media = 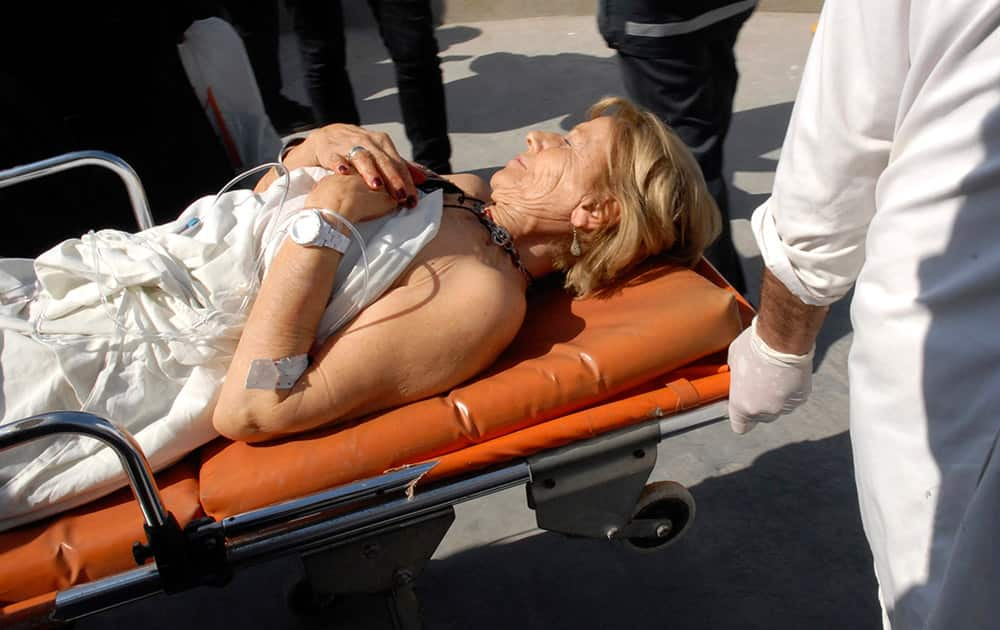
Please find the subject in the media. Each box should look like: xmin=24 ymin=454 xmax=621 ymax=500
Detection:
xmin=356 ymin=50 xmax=622 ymax=134
xmin=727 ymin=100 xmax=794 ymax=223
xmin=419 ymin=432 xmax=880 ymax=630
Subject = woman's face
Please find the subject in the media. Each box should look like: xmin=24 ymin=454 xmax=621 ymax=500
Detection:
xmin=490 ymin=116 xmax=615 ymax=229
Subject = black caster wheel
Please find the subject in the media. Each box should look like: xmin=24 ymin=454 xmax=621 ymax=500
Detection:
xmin=620 ymin=480 xmax=696 ymax=553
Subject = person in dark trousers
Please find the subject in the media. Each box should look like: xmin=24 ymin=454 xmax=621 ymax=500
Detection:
xmin=598 ymin=0 xmax=755 ymax=295
xmin=223 ymin=0 xmax=317 ymax=135
xmin=288 ymin=0 xmax=453 ymax=174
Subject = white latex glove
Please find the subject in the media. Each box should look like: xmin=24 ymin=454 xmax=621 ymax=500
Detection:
xmin=727 ymin=317 xmax=814 ymax=434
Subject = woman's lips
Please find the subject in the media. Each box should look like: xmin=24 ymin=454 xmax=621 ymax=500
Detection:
xmin=504 ymin=156 xmax=527 ymax=170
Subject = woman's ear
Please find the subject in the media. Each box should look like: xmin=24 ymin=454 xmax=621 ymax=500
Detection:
xmin=572 ymin=196 xmax=621 ymax=230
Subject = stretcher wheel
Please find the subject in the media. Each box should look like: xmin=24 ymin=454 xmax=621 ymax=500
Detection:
xmin=621 ymin=480 xmax=696 ymax=553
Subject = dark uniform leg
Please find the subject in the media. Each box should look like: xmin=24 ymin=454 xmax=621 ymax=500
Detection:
xmin=288 ymin=0 xmax=362 ymax=127
xmin=367 ymin=0 xmax=452 ymax=174
xmin=225 ymin=0 xmax=315 ymax=134
xmin=614 ymin=13 xmax=750 ymax=294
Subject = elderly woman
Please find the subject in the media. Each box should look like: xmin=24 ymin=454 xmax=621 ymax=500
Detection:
xmin=0 ymin=96 xmax=718 ymax=530
xmin=214 ymin=96 xmax=720 ymax=441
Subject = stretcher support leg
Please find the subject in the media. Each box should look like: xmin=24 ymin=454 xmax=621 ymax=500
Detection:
xmin=526 ymin=422 xmax=661 ymax=539
xmin=294 ymin=508 xmax=455 ymax=629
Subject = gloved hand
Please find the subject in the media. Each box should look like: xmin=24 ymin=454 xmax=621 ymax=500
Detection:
xmin=727 ymin=317 xmax=814 ymax=434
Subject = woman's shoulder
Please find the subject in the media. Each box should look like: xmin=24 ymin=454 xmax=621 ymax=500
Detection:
xmin=403 ymin=243 xmax=526 ymax=307
xmin=451 ymin=257 xmax=527 ymax=303
xmin=436 ymin=260 xmax=527 ymax=348
xmin=375 ymin=252 xmax=525 ymax=370
xmin=393 ymin=245 xmax=526 ymax=328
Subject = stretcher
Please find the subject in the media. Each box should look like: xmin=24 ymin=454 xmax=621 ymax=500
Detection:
xmin=0 ymin=153 xmax=752 ymax=629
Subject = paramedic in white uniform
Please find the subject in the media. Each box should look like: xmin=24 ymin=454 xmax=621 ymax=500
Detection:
xmin=726 ymin=1 xmax=1000 ymax=628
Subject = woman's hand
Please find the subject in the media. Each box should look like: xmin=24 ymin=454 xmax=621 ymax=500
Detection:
xmin=258 ymin=124 xmax=418 ymax=206
xmin=305 ymin=172 xmax=401 ymax=225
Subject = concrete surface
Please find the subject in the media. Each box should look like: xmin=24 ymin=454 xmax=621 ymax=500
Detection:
xmin=80 ymin=10 xmax=879 ymax=630
xmin=337 ymin=0 xmax=824 ymax=26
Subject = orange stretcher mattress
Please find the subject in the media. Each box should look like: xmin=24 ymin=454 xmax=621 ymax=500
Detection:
xmin=0 ymin=260 xmax=749 ymax=614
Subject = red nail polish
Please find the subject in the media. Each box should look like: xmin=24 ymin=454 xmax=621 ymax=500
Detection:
xmin=406 ymin=162 xmax=428 ymax=185
xmin=338 ymin=165 xmax=350 ymax=174
xmin=372 ymin=177 xmax=383 ymax=188
xmin=396 ymin=189 xmax=407 ymax=201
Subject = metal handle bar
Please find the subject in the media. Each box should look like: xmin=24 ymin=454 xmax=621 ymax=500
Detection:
xmin=0 ymin=411 xmax=169 ymax=528
xmin=0 ymin=150 xmax=154 ymax=230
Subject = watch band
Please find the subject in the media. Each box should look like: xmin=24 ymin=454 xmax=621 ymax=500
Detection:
xmin=291 ymin=209 xmax=352 ymax=253
xmin=316 ymin=220 xmax=352 ymax=254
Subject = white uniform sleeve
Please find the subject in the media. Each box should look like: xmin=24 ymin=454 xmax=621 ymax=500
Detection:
xmin=752 ymin=0 xmax=910 ymax=306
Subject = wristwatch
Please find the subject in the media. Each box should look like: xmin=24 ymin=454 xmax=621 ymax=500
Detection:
xmin=289 ymin=210 xmax=350 ymax=254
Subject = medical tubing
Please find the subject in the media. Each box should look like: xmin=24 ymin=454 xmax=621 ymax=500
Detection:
xmin=214 ymin=161 xmax=292 ymax=314
xmin=31 ymin=162 xmax=291 ymax=349
xmin=313 ymin=209 xmax=370 ymax=337
xmin=22 ymin=159 xmax=372 ymax=417
xmin=223 ymin=163 xmax=369 ymax=333
xmin=247 ymin=205 xmax=370 ymax=342
xmin=28 ymin=161 xmax=372 ymax=351
xmin=214 ymin=161 xmax=290 ymax=206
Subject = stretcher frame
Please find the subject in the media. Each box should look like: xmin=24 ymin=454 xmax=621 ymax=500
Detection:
xmin=0 ymin=150 xmax=154 ymax=231
xmin=0 ymin=153 xmax=735 ymax=629
xmin=0 ymin=401 xmax=727 ymax=627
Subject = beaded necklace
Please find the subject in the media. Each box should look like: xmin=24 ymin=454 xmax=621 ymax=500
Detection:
xmin=417 ymin=176 xmax=534 ymax=286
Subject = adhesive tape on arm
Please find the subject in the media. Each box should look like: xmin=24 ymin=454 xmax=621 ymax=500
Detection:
xmin=245 ymin=354 xmax=309 ymax=390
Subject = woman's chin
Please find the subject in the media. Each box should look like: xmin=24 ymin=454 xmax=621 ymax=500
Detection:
xmin=488 ymin=171 xmax=506 ymax=191
xmin=490 ymin=166 xmax=522 ymax=193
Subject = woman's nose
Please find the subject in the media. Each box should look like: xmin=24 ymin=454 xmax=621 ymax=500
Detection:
xmin=526 ymin=131 xmax=562 ymax=152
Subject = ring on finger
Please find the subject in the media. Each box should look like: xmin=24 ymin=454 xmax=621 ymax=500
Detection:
xmin=346 ymin=145 xmax=367 ymax=161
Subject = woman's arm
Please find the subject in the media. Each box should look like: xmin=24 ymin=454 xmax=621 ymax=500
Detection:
xmin=212 ymin=173 xmax=397 ymax=440
xmin=215 ymin=258 xmax=526 ymax=442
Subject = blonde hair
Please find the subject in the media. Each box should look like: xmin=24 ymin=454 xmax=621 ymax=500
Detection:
xmin=558 ymin=96 xmax=721 ymax=297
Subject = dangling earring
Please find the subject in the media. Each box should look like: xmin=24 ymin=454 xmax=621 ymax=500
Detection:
xmin=570 ymin=226 xmax=582 ymax=256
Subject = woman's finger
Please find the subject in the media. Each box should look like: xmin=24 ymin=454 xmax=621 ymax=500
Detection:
xmin=319 ymin=128 xmax=416 ymax=204
xmin=345 ymin=147 xmax=388 ymax=192
xmin=367 ymin=132 xmax=417 ymax=203
xmin=311 ymin=139 xmax=354 ymax=177
xmin=354 ymin=150 xmax=413 ymax=206
xmin=341 ymin=144 xmax=408 ymax=204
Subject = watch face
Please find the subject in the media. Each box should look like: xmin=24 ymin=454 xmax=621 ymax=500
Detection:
xmin=290 ymin=211 xmax=322 ymax=245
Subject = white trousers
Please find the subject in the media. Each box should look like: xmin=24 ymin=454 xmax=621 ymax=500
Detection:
xmin=849 ymin=271 xmax=1000 ymax=629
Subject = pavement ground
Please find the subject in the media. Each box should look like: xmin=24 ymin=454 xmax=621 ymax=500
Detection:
xmin=80 ymin=10 xmax=880 ymax=630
